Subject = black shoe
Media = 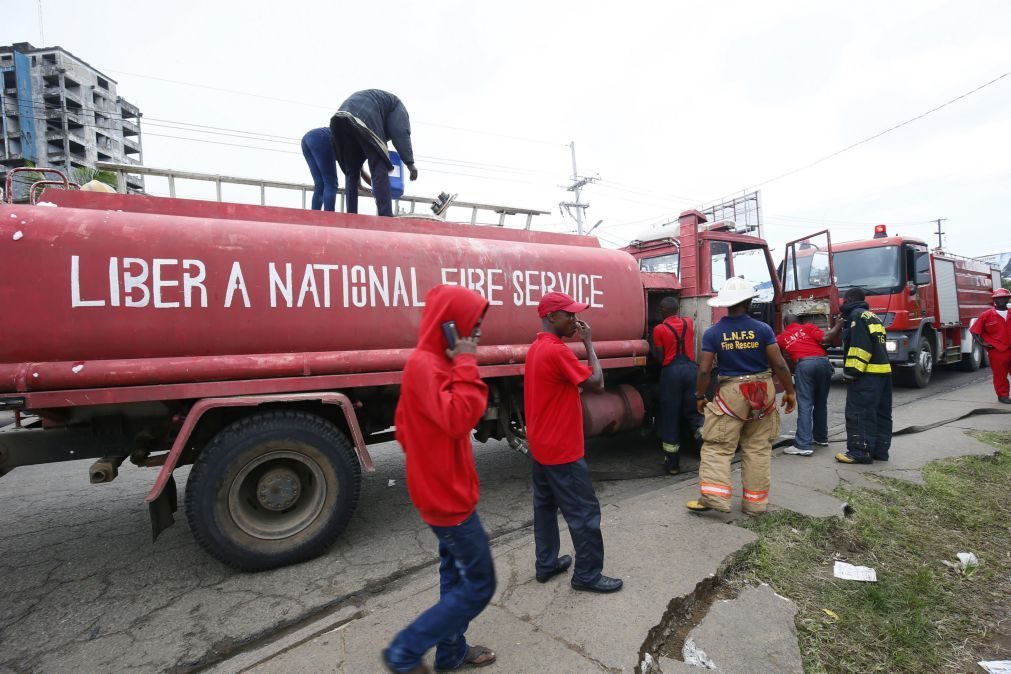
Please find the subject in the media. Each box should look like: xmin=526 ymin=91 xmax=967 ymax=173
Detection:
xmin=999 ymin=396 xmax=1011 ymax=404
xmin=536 ymin=555 xmax=573 ymax=583
xmin=873 ymin=454 xmax=889 ymax=462
xmin=571 ymin=575 xmax=623 ymax=593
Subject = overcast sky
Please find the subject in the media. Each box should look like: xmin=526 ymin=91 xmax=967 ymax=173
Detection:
xmin=4 ymin=0 xmax=1010 ymax=257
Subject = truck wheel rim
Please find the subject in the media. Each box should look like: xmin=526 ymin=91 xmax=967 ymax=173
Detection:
xmin=227 ymin=450 xmax=328 ymax=540
xmin=920 ymin=345 xmax=932 ymax=375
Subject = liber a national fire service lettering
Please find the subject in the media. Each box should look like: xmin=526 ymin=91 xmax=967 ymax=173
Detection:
xmin=719 ymin=329 xmax=761 ymax=351
xmin=69 ymin=256 xmax=605 ymax=311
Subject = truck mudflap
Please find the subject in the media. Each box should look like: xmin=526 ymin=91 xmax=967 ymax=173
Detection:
xmin=146 ymin=392 xmax=372 ymax=541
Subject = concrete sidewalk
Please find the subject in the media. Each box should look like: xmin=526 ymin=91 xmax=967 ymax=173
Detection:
xmin=209 ymin=381 xmax=1011 ymax=674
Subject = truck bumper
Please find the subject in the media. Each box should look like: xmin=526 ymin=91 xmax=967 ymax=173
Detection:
xmin=827 ymin=331 xmax=914 ymax=369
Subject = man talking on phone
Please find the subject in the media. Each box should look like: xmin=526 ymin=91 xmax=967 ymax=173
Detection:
xmin=383 ymin=285 xmax=496 ymax=673
xmin=524 ymin=291 xmax=623 ymax=593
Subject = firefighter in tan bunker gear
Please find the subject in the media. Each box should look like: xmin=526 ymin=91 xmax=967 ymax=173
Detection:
xmin=687 ymin=277 xmax=796 ymax=515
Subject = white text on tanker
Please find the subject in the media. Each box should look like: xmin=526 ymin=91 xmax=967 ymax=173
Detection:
xmin=70 ymin=257 xmax=606 ymax=310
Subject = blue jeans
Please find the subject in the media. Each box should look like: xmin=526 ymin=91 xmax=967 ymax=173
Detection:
xmin=532 ymin=458 xmax=604 ymax=585
xmin=300 ymin=128 xmax=338 ymax=211
xmin=385 ymin=512 xmax=496 ymax=672
xmin=794 ymin=357 xmax=833 ymax=449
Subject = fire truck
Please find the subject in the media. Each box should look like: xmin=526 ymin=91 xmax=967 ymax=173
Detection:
xmin=0 ymin=177 xmax=781 ymax=570
xmin=778 ymin=225 xmax=1002 ymax=387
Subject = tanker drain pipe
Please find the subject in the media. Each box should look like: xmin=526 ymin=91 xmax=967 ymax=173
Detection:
xmin=89 ymin=455 xmax=127 ymax=484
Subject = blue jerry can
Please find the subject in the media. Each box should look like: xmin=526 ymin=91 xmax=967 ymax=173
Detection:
xmin=388 ymin=150 xmax=405 ymax=200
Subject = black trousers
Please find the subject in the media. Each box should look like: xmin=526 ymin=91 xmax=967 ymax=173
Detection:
xmin=531 ymin=458 xmax=604 ymax=585
xmin=330 ymin=117 xmax=393 ymax=217
xmin=845 ymin=375 xmax=893 ymax=459
xmin=659 ymin=359 xmax=704 ymax=447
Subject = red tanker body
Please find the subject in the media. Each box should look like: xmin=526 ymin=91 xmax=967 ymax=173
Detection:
xmin=0 ymin=197 xmax=643 ymax=392
xmin=0 ymin=189 xmax=778 ymax=570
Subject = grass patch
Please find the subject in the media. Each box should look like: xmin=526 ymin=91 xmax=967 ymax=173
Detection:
xmin=726 ymin=431 xmax=1011 ymax=673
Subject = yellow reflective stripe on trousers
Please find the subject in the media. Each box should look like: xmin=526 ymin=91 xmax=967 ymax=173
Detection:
xmin=846 ymin=346 xmax=873 ymax=362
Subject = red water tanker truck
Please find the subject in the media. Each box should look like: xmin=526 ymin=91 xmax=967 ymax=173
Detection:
xmin=0 ymin=187 xmax=780 ymax=570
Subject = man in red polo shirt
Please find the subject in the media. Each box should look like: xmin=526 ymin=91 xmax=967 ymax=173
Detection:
xmin=970 ymin=287 xmax=1011 ymax=403
xmin=776 ymin=313 xmax=842 ymax=455
xmin=524 ymin=291 xmax=623 ymax=594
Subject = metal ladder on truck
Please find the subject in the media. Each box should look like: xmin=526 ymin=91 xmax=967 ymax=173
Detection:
xmin=95 ymin=161 xmax=550 ymax=229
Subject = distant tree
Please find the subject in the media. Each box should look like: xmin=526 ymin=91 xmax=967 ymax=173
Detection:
xmin=70 ymin=166 xmax=118 ymax=189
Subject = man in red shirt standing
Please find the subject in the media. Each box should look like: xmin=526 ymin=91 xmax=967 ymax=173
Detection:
xmin=384 ymin=285 xmax=496 ymax=673
xmin=524 ymin=291 xmax=623 ymax=594
xmin=652 ymin=296 xmax=703 ymax=474
xmin=970 ymin=287 xmax=1011 ymax=404
xmin=776 ymin=314 xmax=842 ymax=455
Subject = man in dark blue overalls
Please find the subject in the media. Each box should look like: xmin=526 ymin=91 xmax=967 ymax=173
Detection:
xmin=653 ymin=297 xmax=704 ymax=475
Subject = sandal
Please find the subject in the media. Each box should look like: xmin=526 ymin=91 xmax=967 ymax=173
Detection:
xmin=436 ymin=645 xmax=496 ymax=671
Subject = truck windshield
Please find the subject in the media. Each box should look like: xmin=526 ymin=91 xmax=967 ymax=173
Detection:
xmin=733 ymin=248 xmax=775 ymax=302
xmin=640 ymin=253 xmax=679 ymax=274
xmin=834 ymin=245 xmax=901 ymax=295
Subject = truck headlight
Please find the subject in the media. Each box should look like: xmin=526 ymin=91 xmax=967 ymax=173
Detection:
xmin=885 ymin=340 xmax=898 ymax=353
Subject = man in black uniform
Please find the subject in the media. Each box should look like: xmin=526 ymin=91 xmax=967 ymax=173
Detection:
xmin=330 ymin=89 xmax=418 ymax=217
xmin=835 ymin=287 xmax=893 ymax=465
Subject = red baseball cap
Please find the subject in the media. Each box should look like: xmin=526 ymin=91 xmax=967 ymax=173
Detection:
xmin=537 ymin=291 xmax=590 ymax=318
xmin=994 ymin=288 xmax=1010 ymax=299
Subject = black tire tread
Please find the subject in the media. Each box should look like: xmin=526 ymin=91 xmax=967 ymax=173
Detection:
xmin=184 ymin=409 xmax=361 ymax=572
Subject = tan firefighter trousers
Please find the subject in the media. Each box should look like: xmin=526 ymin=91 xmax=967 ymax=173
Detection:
xmin=698 ymin=372 xmax=780 ymax=514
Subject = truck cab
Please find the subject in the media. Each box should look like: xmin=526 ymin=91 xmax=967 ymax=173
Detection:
xmin=621 ymin=209 xmax=782 ymax=347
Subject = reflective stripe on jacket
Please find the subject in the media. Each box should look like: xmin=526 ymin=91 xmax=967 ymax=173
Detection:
xmin=843 ymin=308 xmax=892 ymax=377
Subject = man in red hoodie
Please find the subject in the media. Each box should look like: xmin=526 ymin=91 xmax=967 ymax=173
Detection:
xmin=970 ymin=287 xmax=1011 ymax=404
xmin=525 ymin=291 xmax=623 ymax=594
xmin=383 ymin=285 xmax=496 ymax=674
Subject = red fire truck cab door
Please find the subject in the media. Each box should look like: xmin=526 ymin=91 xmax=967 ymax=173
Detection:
xmin=778 ymin=230 xmax=839 ymax=333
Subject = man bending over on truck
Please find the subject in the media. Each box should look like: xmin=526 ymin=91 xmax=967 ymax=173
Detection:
xmin=384 ymin=285 xmax=496 ymax=673
xmin=330 ymin=89 xmax=417 ymax=217
xmin=687 ymin=277 xmax=796 ymax=515
xmin=525 ymin=291 xmax=623 ymax=593
xmin=652 ymin=296 xmax=704 ymax=474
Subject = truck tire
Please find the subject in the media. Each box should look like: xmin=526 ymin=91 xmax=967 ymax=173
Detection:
xmin=959 ymin=339 xmax=983 ymax=372
xmin=184 ymin=410 xmax=361 ymax=571
xmin=899 ymin=337 xmax=934 ymax=388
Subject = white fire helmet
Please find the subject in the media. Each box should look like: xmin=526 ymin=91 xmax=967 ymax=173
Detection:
xmin=707 ymin=276 xmax=759 ymax=308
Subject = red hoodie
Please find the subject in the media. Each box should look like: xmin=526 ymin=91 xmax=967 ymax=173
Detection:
xmin=395 ymin=285 xmax=489 ymax=527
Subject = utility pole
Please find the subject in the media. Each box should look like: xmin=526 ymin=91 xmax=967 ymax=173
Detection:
xmin=933 ymin=217 xmax=947 ymax=249
xmin=560 ymin=141 xmax=597 ymax=235
xmin=37 ymin=0 xmax=45 ymax=44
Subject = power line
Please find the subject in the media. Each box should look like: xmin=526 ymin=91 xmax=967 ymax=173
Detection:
xmin=10 ymin=105 xmax=567 ymax=185
xmin=103 ymin=69 xmax=564 ymax=146
xmin=707 ymin=70 xmax=1011 ymax=204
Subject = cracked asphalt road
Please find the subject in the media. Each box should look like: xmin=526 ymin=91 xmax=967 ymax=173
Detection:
xmin=0 ymin=368 xmax=989 ymax=672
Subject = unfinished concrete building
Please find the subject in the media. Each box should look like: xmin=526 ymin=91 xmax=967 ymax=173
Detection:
xmin=1 ymin=42 xmax=143 ymax=192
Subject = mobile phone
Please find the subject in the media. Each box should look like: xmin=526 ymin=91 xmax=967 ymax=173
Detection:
xmin=442 ymin=321 xmax=457 ymax=349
